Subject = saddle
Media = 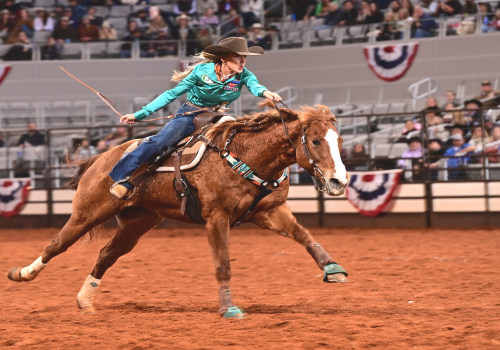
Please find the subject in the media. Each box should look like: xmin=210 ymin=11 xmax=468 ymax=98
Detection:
xmin=126 ymin=112 xmax=235 ymax=220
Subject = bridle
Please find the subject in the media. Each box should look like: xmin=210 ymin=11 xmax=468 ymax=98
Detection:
xmin=271 ymin=101 xmax=328 ymax=192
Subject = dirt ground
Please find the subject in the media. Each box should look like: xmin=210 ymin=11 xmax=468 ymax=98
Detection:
xmin=0 ymin=226 xmax=499 ymax=350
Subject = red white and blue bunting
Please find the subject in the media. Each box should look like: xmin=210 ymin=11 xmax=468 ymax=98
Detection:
xmin=0 ymin=179 xmax=31 ymax=217
xmin=346 ymin=169 xmax=402 ymax=217
xmin=363 ymin=43 xmax=419 ymax=82
xmin=0 ymin=65 xmax=12 ymax=85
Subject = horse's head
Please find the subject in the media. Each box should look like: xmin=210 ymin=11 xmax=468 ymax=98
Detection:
xmin=295 ymin=105 xmax=350 ymax=196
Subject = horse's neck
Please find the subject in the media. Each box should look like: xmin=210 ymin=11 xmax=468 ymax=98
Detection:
xmin=227 ymin=120 xmax=300 ymax=180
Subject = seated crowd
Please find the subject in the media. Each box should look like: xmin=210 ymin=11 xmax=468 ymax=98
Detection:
xmin=342 ymin=80 xmax=500 ymax=181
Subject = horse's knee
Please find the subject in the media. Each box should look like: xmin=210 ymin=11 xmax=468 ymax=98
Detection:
xmin=214 ymin=264 xmax=231 ymax=283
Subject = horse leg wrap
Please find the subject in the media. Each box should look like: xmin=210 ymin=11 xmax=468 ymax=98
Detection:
xmin=10 ymin=256 xmax=46 ymax=282
xmin=306 ymin=242 xmax=334 ymax=270
xmin=77 ymin=274 xmax=101 ymax=311
xmin=218 ymin=285 xmax=233 ymax=315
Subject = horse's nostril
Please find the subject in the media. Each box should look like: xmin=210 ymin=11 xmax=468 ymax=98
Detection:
xmin=329 ymin=178 xmax=342 ymax=188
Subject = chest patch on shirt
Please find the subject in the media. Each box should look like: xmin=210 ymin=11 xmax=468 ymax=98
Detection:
xmin=224 ymin=80 xmax=241 ymax=91
xmin=202 ymin=74 xmax=215 ymax=84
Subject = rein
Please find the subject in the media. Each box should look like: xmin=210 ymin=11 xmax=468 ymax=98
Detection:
xmin=272 ymin=100 xmax=296 ymax=150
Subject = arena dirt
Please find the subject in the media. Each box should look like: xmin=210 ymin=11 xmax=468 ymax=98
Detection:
xmin=1 ymin=227 xmax=499 ymax=349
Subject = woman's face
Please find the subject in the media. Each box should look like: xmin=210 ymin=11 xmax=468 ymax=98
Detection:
xmin=223 ymin=54 xmax=247 ymax=73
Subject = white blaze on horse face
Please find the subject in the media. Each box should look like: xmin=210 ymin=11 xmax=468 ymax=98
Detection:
xmin=324 ymin=129 xmax=348 ymax=183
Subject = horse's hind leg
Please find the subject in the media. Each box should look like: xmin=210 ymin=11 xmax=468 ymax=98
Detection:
xmin=76 ymin=207 xmax=163 ymax=314
xmin=252 ymin=203 xmax=348 ymax=283
xmin=7 ymin=214 xmax=107 ymax=282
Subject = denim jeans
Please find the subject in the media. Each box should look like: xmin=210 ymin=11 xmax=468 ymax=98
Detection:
xmin=109 ymin=102 xmax=199 ymax=183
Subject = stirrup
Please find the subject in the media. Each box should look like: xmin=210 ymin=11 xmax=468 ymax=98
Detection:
xmin=110 ymin=181 xmax=132 ymax=200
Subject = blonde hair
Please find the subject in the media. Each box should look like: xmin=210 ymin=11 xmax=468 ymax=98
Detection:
xmin=171 ymin=52 xmax=223 ymax=82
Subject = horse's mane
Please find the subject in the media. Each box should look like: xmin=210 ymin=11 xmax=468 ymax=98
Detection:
xmin=210 ymin=101 xmax=335 ymax=142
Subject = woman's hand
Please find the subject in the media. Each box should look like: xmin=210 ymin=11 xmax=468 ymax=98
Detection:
xmin=263 ymin=90 xmax=282 ymax=102
xmin=120 ymin=114 xmax=137 ymax=125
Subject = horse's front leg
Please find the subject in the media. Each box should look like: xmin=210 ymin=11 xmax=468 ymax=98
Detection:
xmin=252 ymin=203 xmax=348 ymax=283
xmin=206 ymin=212 xmax=244 ymax=319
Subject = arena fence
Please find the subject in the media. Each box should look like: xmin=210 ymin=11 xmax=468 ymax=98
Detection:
xmin=1 ymin=106 xmax=500 ymax=229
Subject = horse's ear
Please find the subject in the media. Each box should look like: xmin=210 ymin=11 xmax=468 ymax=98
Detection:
xmin=258 ymin=99 xmax=275 ymax=109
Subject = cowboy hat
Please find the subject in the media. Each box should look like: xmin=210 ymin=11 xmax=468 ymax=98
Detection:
xmin=203 ymin=37 xmax=264 ymax=56
xmin=176 ymin=14 xmax=191 ymax=23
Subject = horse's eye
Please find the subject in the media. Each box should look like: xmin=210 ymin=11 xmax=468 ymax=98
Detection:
xmin=312 ymin=139 xmax=321 ymax=146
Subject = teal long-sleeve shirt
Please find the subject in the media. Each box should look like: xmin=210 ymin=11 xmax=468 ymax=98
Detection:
xmin=134 ymin=62 xmax=268 ymax=120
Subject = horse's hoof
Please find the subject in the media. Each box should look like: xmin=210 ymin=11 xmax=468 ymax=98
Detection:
xmin=325 ymin=273 xmax=348 ymax=283
xmin=77 ymin=299 xmax=95 ymax=314
xmin=222 ymin=306 xmax=245 ymax=319
xmin=7 ymin=267 xmax=33 ymax=282
xmin=323 ymin=263 xmax=348 ymax=283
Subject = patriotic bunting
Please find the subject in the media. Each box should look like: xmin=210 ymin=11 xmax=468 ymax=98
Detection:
xmin=364 ymin=43 xmax=419 ymax=82
xmin=0 ymin=179 xmax=31 ymax=217
xmin=346 ymin=169 xmax=402 ymax=217
xmin=0 ymin=65 xmax=12 ymax=85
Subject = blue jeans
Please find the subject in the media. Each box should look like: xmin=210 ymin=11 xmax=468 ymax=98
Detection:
xmin=109 ymin=102 xmax=199 ymax=184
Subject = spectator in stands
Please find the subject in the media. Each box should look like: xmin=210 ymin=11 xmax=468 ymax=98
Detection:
xmin=357 ymin=1 xmax=372 ymax=24
xmin=426 ymin=138 xmax=445 ymax=179
xmin=417 ymin=0 xmax=438 ymax=16
xmin=259 ymin=24 xmax=279 ymax=50
xmin=17 ymin=122 xmax=45 ymax=148
xmin=129 ymin=9 xmax=150 ymax=31
xmin=3 ymin=30 xmax=32 ymax=60
xmin=291 ymin=0 xmax=317 ymax=22
xmin=62 ymin=7 xmax=77 ymax=28
xmin=449 ymin=110 xmax=471 ymax=134
xmin=442 ymin=90 xmax=459 ymax=109
xmin=240 ymin=0 xmax=264 ymax=28
xmin=96 ymin=139 xmax=109 ymax=154
xmin=72 ymin=137 xmax=97 ymax=161
xmin=5 ymin=8 xmax=34 ymax=43
xmin=400 ymin=0 xmax=415 ymax=17
xmin=120 ymin=21 xmax=152 ymax=58
xmin=397 ymin=137 xmax=423 ymax=169
xmin=345 ymin=143 xmax=370 ymax=171
xmin=478 ymin=2 xmax=495 ymax=32
xmin=440 ymin=133 xmax=471 ymax=180
xmin=315 ymin=0 xmax=334 ymax=18
xmin=99 ymin=20 xmax=117 ymax=41
xmin=68 ymin=0 xmax=87 ymax=26
xmin=152 ymin=30 xmax=178 ymax=57
xmin=0 ymin=9 xmax=15 ymax=43
xmin=198 ymin=0 xmax=219 ymax=15
xmin=484 ymin=126 xmax=500 ymax=163
xmin=376 ymin=11 xmax=403 ymax=41
xmin=337 ymin=0 xmax=359 ymax=26
xmin=474 ymin=80 xmax=500 ymax=107
xmin=411 ymin=4 xmax=438 ymax=38
xmin=492 ymin=9 xmax=500 ymax=31
xmin=218 ymin=0 xmax=240 ymax=16
xmin=435 ymin=0 xmax=462 ymax=17
xmin=2 ymin=0 xmax=20 ymax=16
xmin=389 ymin=0 xmax=402 ymax=19
xmin=77 ymin=15 xmax=100 ymax=42
xmin=49 ymin=5 xmax=65 ymax=24
xmin=172 ymin=14 xmax=199 ymax=56
xmin=52 ymin=16 xmax=77 ymax=43
xmin=366 ymin=2 xmax=384 ymax=24
xmin=86 ymin=7 xmax=104 ymax=27
xmin=466 ymin=126 xmax=492 ymax=163
xmin=173 ymin=0 xmax=198 ymax=18
xmin=102 ymin=126 xmax=129 ymax=148
xmin=0 ymin=132 xmax=4 ymax=147
xmin=441 ymin=102 xmax=456 ymax=123
xmin=220 ymin=8 xmax=242 ymax=36
xmin=464 ymin=98 xmax=484 ymax=127
xmin=41 ymin=36 xmax=63 ymax=60
xmin=199 ymin=8 xmax=220 ymax=32
xmin=247 ymin=22 xmax=266 ymax=47
xmin=146 ymin=12 xmax=169 ymax=37
xmin=462 ymin=0 xmax=478 ymax=15
xmin=396 ymin=118 xmax=420 ymax=142
xmin=34 ymin=8 xmax=55 ymax=33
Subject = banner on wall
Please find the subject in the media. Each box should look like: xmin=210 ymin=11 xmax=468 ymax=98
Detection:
xmin=0 ymin=179 xmax=31 ymax=218
xmin=363 ymin=42 xmax=419 ymax=82
xmin=346 ymin=169 xmax=403 ymax=217
xmin=0 ymin=65 xmax=12 ymax=85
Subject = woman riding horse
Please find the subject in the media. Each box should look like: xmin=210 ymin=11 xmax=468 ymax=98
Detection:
xmin=109 ymin=36 xmax=283 ymax=199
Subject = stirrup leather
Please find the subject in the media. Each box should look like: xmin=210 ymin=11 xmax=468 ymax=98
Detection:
xmin=110 ymin=179 xmax=133 ymax=200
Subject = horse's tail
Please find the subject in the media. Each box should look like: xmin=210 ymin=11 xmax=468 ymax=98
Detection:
xmin=66 ymin=153 xmax=104 ymax=190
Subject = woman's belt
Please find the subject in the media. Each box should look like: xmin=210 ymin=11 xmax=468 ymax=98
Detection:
xmin=186 ymin=101 xmax=229 ymax=113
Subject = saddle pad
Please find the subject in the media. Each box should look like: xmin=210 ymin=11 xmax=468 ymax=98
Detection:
xmin=156 ymin=115 xmax=235 ymax=172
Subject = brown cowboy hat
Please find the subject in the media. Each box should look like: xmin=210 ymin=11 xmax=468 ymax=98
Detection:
xmin=203 ymin=37 xmax=264 ymax=57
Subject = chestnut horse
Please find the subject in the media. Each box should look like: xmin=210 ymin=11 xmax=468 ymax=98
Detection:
xmin=7 ymin=104 xmax=350 ymax=319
